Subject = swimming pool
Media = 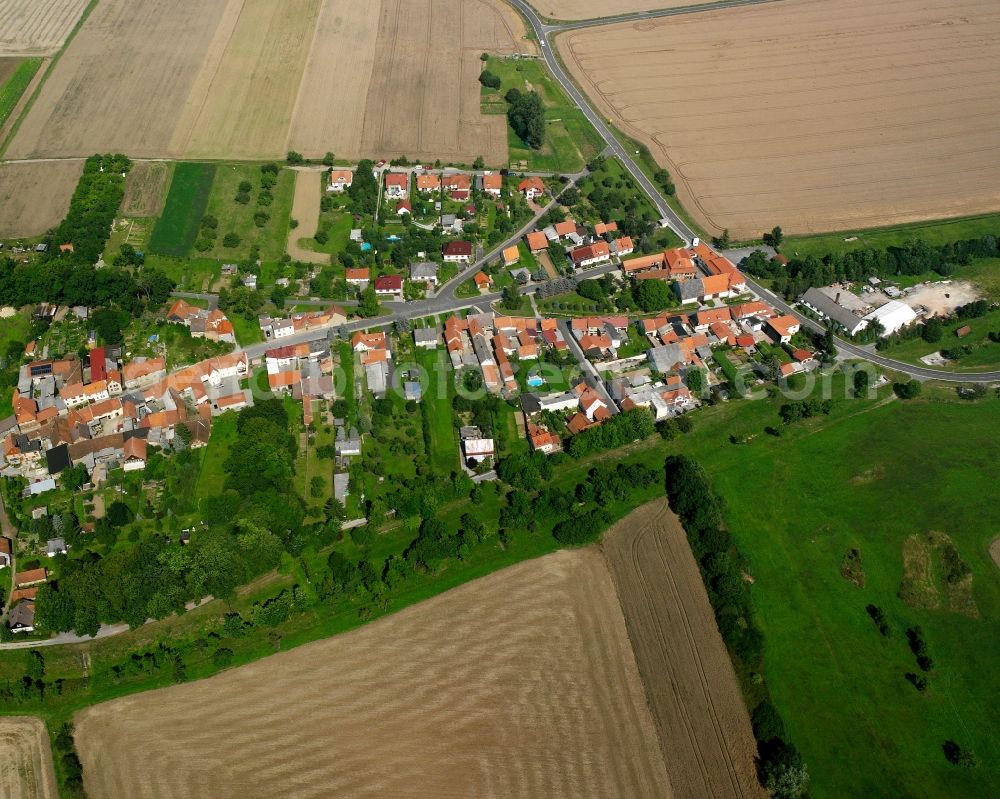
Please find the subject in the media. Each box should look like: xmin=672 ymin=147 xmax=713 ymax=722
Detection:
xmin=526 ymin=375 xmax=545 ymax=387
xmin=360 ymin=242 xmax=372 ymax=252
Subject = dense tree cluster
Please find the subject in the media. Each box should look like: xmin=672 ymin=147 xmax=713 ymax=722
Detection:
xmin=567 ymin=408 xmax=654 ymax=457
xmin=53 ymin=154 xmax=131 ymax=263
xmin=33 ymin=402 xmax=307 ymax=636
xmin=740 ymin=235 xmax=1000 ymax=300
xmin=348 ymin=159 xmax=380 ymax=216
xmin=505 ymin=88 xmax=545 ymax=149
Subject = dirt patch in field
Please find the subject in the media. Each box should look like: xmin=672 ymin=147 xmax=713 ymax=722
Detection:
xmin=602 ymin=498 xmax=764 ymax=799
xmin=0 ymin=159 xmax=82 ymax=238
xmin=0 ymin=55 xmax=22 ymax=84
xmin=840 ymin=548 xmax=865 ymax=588
xmin=0 ymin=0 xmax=88 ymax=55
xmin=76 ymin=548 xmax=671 ymax=799
xmin=900 ymin=532 xmax=978 ymax=616
xmin=0 ymin=716 xmax=58 ymax=799
xmin=287 ymin=169 xmax=329 ymax=265
xmin=903 ymin=280 xmax=981 ymax=318
xmin=120 ymin=162 xmax=170 ymax=218
xmin=559 ymin=0 xmax=1000 ymax=238
xmin=900 ymin=534 xmax=940 ymax=610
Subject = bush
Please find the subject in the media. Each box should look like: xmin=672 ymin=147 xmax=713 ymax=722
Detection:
xmin=223 ymin=233 xmax=241 ymax=248
xmin=893 ymin=379 xmax=922 ymax=399
xmin=479 ymin=69 xmax=501 ymax=89
xmin=253 ymin=211 xmax=270 ymax=228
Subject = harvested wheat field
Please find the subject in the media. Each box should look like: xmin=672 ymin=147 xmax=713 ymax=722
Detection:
xmin=0 ymin=716 xmax=58 ymax=799
xmin=180 ymin=0 xmax=322 ymax=158
xmin=5 ymin=0 xmax=236 ymax=159
xmin=560 ymin=0 xmax=1000 ymax=237
xmin=76 ymin=548 xmax=671 ymax=799
xmin=530 ymin=0 xmax=695 ymax=21
xmin=602 ymin=498 xmax=763 ymax=799
xmin=0 ymin=159 xmax=82 ymax=237
xmin=120 ymin=162 xmax=171 ymax=218
xmin=291 ymin=0 xmax=534 ymax=163
xmin=287 ymin=169 xmax=329 ymax=265
xmin=0 ymin=0 xmax=88 ymax=55
xmin=8 ymin=0 xmax=533 ymax=164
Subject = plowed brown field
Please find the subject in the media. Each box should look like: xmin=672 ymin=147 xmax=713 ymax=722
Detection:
xmin=0 ymin=716 xmax=58 ymax=799
xmin=0 ymin=0 xmax=88 ymax=55
xmin=76 ymin=548 xmax=672 ymax=799
xmin=560 ymin=0 xmax=1000 ymax=237
xmin=8 ymin=0 xmax=532 ymax=164
xmin=602 ymin=499 xmax=763 ymax=799
xmin=0 ymin=159 xmax=83 ymax=237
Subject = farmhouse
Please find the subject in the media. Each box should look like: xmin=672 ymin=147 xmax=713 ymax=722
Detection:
xmin=443 ymin=241 xmax=473 ymax=263
xmin=482 ymin=173 xmax=502 ymax=197
xmin=799 ymin=287 xmax=869 ymax=335
xmin=384 ymin=172 xmax=409 ymax=199
xmin=570 ymin=241 xmax=611 ymax=269
xmin=409 ymin=262 xmax=439 ymax=286
xmin=8 ymin=601 xmax=35 ymax=633
xmin=327 ymin=170 xmax=353 ymax=192
xmin=374 ymin=275 xmax=403 ymax=299
xmin=766 ymin=315 xmax=801 ymax=344
xmin=518 ymin=177 xmax=546 ymax=200
xmin=416 ymin=174 xmax=440 ymax=193
xmin=526 ymin=231 xmax=548 ymax=252
xmin=346 ymin=268 xmax=371 ymax=291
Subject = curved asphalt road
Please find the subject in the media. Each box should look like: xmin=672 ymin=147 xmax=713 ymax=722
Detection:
xmin=502 ymin=0 xmax=1000 ymax=383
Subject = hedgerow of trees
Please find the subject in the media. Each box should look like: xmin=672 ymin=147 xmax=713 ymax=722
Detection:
xmin=664 ymin=455 xmax=809 ymax=799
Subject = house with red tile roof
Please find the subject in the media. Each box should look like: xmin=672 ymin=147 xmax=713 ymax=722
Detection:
xmin=473 ymin=271 xmax=492 ymax=290
xmin=766 ymin=315 xmax=801 ymax=343
xmin=374 ymin=275 xmax=403 ymax=298
xmin=502 ymin=245 xmax=520 ymax=267
xmin=518 ymin=176 xmax=546 ymax=200
xmin=482 ymin=173 xmax=502 ymax=197
xmin=345 ymin=267 xmax=370 ymax=290
xmin=416 ymin=173 xmax=440 ymax=193
xmin=327 ymin=170 xmax=353 ymax=192
xmin=526 ymin=231 xmax=548 ymax=252
xmin=442 ymin=240 xmax=473 ymax=263
xmin=384 ymin=172 xmax=409 ymax=199
xmin=527 ymin=423 xmax=561 ymax=454
xmin=570 ymin=241 xmax=610 ymax=268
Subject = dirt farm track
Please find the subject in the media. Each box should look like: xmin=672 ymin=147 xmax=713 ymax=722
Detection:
xmin=75 ymin=547 xmax=673 ymax=799
xmin=559 ymin=0 xmax=1000 ymax=237
xmin=0 ymin=716 xmax=58 ymax=799
xmin=5 ymin=0 xmax=534 ymax=164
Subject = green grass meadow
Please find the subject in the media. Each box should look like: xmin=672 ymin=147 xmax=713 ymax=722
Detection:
xmin=0 ymin=57 xmax=42 ymax=128
xmin=201 ymin=163 xmax=296 ymax=261
xmin=785 ymin=213 xmax=1000 ymax=259
xmin=148 ymin=163 xmax=216 ymax=257
xmin=482 ymin=57 xmax=604 ymax=172
xmin=674 ymin=393 xmax=1000 ymax=799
